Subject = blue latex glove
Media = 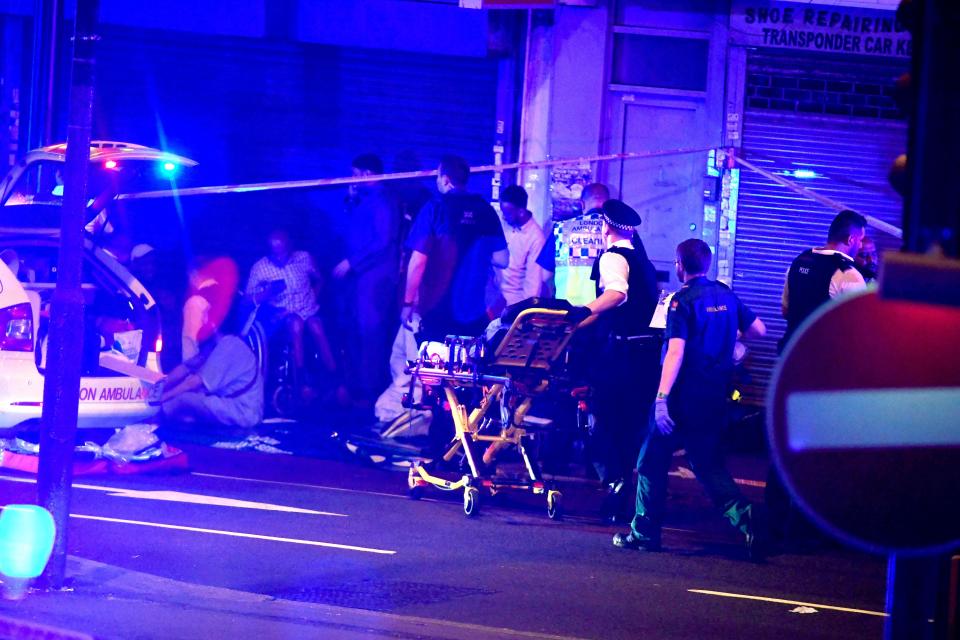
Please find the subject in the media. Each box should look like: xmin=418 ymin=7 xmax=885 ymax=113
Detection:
xmin=654 ymin=398 xmax=674 ymax=435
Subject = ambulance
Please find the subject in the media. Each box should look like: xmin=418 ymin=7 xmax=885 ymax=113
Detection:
xmin=0 ymin=142 xmax=197 ymax=432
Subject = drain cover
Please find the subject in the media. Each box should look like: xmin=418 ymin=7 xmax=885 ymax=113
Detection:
xmin=269 ymin=579 xmax=495 ymax=611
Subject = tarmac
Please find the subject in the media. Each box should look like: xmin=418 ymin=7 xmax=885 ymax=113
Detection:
xmin=1 ymin=556 xmax=594 ymax=640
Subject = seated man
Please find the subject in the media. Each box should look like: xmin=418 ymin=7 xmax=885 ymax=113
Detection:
xmin=245 ymin=228 xmax=339 ymax=400
xmin=160 ymin=304 xmax=263 ymax=429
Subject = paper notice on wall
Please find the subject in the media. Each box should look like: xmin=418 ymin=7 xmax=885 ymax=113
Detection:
xmin=549 ymin=163 xmax=592 ymax=220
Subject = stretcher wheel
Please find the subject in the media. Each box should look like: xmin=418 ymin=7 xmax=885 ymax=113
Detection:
xmin=463 ymin=487 xmax=480 ymax=517
xmin=408 ymin=468 xmax=424 ymax=500
xmin=547 ymin=490 xmax=563 ymax=520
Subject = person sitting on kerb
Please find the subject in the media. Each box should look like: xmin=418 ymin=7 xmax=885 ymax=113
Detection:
xmin=159 ymin=301 xmax=263 ymax=431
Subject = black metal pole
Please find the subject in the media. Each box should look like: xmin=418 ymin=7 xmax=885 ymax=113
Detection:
xmin=903 ymin=0 xmax=960 ymax=256
xmin=886 ymin=554 xmax=945 ymax=640
xmin=887 ymin=2 xmax=960 ymax=631
xmin=36 ymin=0 xmax=99 ymax=590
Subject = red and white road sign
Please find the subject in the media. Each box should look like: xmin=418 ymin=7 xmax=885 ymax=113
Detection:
xmin=768 ymin=290 xmax=960 ymax=553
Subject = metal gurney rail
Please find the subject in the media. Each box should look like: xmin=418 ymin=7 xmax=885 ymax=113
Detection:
xmin=404 ymin=304 xmax=580 ymax=519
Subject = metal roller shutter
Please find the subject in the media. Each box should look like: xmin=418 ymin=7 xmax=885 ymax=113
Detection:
xmin=89 ymin=26 xmax=499 ymax=260
xmin=93 ymin=26 xmax=499 ymax=182
xmin=733 ymin=101 xmax=906 ymax=406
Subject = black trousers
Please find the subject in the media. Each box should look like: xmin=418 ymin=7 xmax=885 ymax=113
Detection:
xmin=589 ymin=337 xmax=661 ymax=485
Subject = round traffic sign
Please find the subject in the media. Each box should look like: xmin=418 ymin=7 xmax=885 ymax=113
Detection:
xmin=768 ymin=290 xmax=960 ymax=554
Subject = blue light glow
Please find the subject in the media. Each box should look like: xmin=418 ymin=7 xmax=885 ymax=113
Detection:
xmin=791 ymin=169 xmax=818 ymax=180
xmin=0 ymin=505 xmax=56 ymax=579
xmin=162 ymin=162 xmax=177 ymax=173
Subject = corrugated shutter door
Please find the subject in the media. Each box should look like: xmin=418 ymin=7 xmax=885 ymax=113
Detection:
xmin=733 ymin=110 xmax=906 ymax=405
xmin=94 ymin=27 xmax=499 ymax=184
xmin=91 ymin=26 xmax=499 ymax=261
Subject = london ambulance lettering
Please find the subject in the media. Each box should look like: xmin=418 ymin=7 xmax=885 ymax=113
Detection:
xmin=554 ymin=213 xmax=605 ymax=269
xmin=730 ymin=1 xmax=911 ymax=59
xmin=78 ymin=384 xmax=148 ymax=402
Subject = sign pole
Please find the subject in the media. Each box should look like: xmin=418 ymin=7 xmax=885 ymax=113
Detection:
xmin=886 ymin=0 xmax=960 ymax=634
xmin=886 ymin=554 xmax=947 ymax=640
xmin=36 ymin=0 xmax=100 ymax=590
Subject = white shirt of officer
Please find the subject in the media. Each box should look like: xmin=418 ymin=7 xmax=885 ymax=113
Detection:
xmin=596 ymin=238 xmax=633 ymax=304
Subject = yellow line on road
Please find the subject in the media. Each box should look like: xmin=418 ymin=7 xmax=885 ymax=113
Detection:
xmin=70 ymin=514 xmax=396 ymax=555
xmin=689 ymin=589 xmax=887 ymax=617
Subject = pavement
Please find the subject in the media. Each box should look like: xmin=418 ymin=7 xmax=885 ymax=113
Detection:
xmin=0 ymin=424 xmax=889 ymax=640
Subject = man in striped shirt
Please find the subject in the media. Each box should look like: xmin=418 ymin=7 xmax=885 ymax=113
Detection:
xmin=246 ymin=229 xmax=338 ymax=399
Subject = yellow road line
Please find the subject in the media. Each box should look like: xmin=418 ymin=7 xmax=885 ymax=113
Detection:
xmin=689 ymin=589 xmax=887 ymax=617
xmin=70 ymin=514 xmax=396 ymax=555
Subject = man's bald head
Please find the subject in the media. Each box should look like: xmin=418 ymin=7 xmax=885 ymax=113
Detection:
xmin=580 ymin=183 xmax=610 ymax=213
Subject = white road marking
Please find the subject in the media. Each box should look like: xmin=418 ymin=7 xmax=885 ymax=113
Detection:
xmin=787 ymin=387 xmax=960 ymax=450
xmin=0 ymin=475 xmax=345 ymax=516
xmin=689 ymin=589 xmax=887 ymax=617
xmin=98 ymin=488 xmax=345 ymax=516
xmin=191 ymin=472 xmax=406 ymax=499
xmin=70 ymin=514 xmax=395 ymax=555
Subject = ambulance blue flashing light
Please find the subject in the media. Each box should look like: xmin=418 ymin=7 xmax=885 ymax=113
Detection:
xmin=0 ymin=505 xmax=56 ymax=579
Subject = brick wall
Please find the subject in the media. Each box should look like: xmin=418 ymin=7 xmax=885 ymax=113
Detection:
xmin=745 ymin=52 xmax=908 ymax=120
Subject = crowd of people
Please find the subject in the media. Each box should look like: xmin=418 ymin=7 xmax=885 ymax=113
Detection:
xmin=97 ymin=151 xmax=882 ymax=558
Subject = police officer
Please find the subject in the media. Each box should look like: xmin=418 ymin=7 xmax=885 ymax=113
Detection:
xmin=780 ymin=209 xmax=867 ymax=351
xmin=768 ymin=210 xmax=867 ymax=546
xmin=611 ymin=239 xmax=766 ymax=557
xmin=568 ymin=199 xmax=659 ymax=522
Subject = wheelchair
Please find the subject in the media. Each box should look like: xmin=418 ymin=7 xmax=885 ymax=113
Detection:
xmin=248 ymin=306 xmax=338 ymax=418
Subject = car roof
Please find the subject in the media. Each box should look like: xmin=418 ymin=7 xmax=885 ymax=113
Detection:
xmin=25 ymin=141 xmax=198 ymax=167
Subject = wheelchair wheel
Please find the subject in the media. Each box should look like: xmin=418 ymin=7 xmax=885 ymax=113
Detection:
xmin=271 ymin=383 xmax=296 ymax=417
xmin=463 ymin=487 xmax=480 ymax=517
xmin=547 ymin=489 xmax=563 ymax=520
xmin=244 ymin=320 xmax=269 ymax=382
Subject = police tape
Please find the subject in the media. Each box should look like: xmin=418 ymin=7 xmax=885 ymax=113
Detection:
xmin=115 ymin=144 xmax=904 ymax=239
xmin=115 ymin=147 xmax=714 ymax=201
xmin=731 ymin=154 xmax=903 ymax=239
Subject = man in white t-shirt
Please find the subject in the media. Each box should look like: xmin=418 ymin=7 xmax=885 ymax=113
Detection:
xmin=497 ymin=185 xmax=547 ymax=307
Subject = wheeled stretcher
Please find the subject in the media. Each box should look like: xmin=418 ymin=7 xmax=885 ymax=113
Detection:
xmin=404 ymin=303 xmax=580 ymax=518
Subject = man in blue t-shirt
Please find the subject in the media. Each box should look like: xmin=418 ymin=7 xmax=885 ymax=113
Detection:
xmin=401 ymin=155 xmax=508 ymax=343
